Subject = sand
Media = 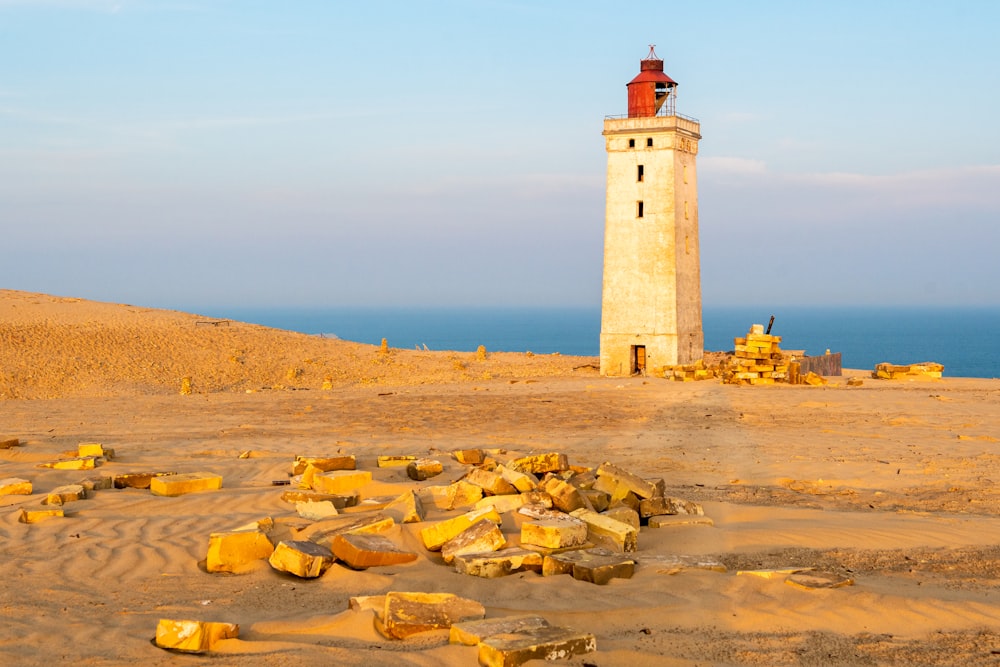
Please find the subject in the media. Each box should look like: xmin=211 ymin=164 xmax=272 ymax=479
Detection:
xmin=2 ymin=288 xmax=1000 ymax=666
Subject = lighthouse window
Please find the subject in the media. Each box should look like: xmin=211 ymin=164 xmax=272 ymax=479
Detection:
xmin=637 ymin=201 xmax=644 ymax=218
xmin=646 ymin=138 xmax=653 ymax=147
xmin=628 ymin=138 xmax=635 ymax=148
xmin=637 ymin=165 xmax=644 ymax=182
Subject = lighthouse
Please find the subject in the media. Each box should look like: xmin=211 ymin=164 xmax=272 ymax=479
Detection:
xmin=599 ymin=46 xmax=703 ymax=377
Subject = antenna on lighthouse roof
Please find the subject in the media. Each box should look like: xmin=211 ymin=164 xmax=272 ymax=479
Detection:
xmin=645 ymin=45 xmax=659 ymax=60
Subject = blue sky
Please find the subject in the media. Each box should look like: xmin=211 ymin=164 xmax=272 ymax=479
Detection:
xmin=3 ymin=0 xmax=998 ymax=310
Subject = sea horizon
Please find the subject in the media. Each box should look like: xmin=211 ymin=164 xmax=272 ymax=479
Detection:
xmin=196 ymin=304 xmax=999 ymax=380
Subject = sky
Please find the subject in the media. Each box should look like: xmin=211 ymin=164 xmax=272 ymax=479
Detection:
xmin=3 ymin=0 xmax=999 ymax=311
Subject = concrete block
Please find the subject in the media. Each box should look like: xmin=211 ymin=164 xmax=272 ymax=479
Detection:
xmin=464 ymin=467 xmax=517 ymax=496
xmin=569 ymin=507 xmax=638 ymax=552
xmin=348 ymin=595 xmax=385 ymax=612
xmin=496 ymin=465 xmax=538 ymax=492
xmin=268 ymin=540 xmax=335 ymax=578
xmin=478 ymin=625 xmax=596 ymax=667
xmin=406 ymin=458 xmax=443 ymax=481
xmin=786 ymin=571 xmax=854 ymax=590
xmin=332 ymin=533 xmax=418 ymax=569
xmin=38 ymin=457 xmax=101 ymax=471
xmin=474 ymin=493 xmax=528 ymax=515
xmin=291 ymin=455 xmax=356 ymax=475
xmin=520 ymin=514 xmax=588 ymax=550
xmin=449 ymin=615 xmax=549 ymax=645
xmin=42 ymin=484 xmax=87 ymax=505
xmin=383 ymin=490 xmax=426 ymax=524
xmin=376 ymin=592 xmax=485 ymax=639
xmin=0 ymin=477 xmax=32 ymax=496
xmin=453 ymin=547 xmax=544 ymax=579
xmin=78 ymin=475 xmax=114 ymax=492
xmin=639 ymin=495 xmax=704 ymax=518
xmin=595 ymin=462 xmax=658 ymax=499
xmin=452 ymin=449 xmax=484 ymax=465
xmin=539 ymin=476 xmax=585 ymax=513
xmin=280 ymin=489 xmax=359 ymax=508
xmin=206 ymin=529 xmax=275 ymax=573
xmin=420 ymin=506 xmax=502 ymax=551
xmin=18 ymin=507 xmax=64 ymax=523
xmin=579 ymin=488 xmax=610 ymax=512
xmin=543 ymin=547 xmax=635 ymax=584
xmin=639 ymin=554 xmax=727 ymax=575
xmin=0 ymin=438 xmax=20 ymax=449
xmin=441 ymin=519 xmax=506 ymax=564
xmin=310 ymin=470 xmax=372 ymax=495
xmin=295 ymin=500 xmax=339 ymax=520
xmin=602 ymin=506 xmax=640 ymax=530
xmin=295 ymin=513 xmax=395 ymax=547
xmin=509 ymin=452 xmax=568 ymax=475
xmin=418 ymin=480 xmax=483 ymax=511
xmin=113 ymin=472 xmax=175 ymax=489
xmin=78 ymin=442 xmax=113 ymax=459
xmin=150 ymin=472 xmax=222 ymax=497
xmin=154 ymin=619 xmax=239 ymax=653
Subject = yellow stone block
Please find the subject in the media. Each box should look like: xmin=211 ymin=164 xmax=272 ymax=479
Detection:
xmin=569 ymin=508 xmax=637 ymax=552
xmin=478 ymin=626 xmax=596 ymax=666
xmin=150 ymin=472 xmax=222 ymax=497
xmin=377 ymin=592 xmax=485 ymax=639
xmin=310 ymin=470 xmax=372 ymax=495
xmin=377 ymin=455 xmax=417 ymax=467
xmin=291 ymin=455 xmax=356 ymax=475
xmin=420 ymin=506 xmax=502 ymax=551
xmin=43 ymin=484 xmax=87 ymax=505
xmin=520 ymin=515 xmax=588 ymax=550
xmin=383 ymin=490 xmax=425 ymax=524
xmin=19 ymin=507 xmax=64 ymax=523
xmin=268 ymin=540 xmax=335 ymax=578
xmin=154 ymin=619 xmax=239 ymax=653
xmin=0 ymin=477 xmax=32 ymax=496
xmin=450 ymin=615 xmax=549 ymax=646
xmin=77 ymin=442 xmax=110 ymax=458
xmin=440 ymin=519 xmax=507 ymax=564
xmin=206 ymin=529 xmax=275 ymax=573
xmin=39 ymin=457 xmax=99 ymax=471
xmin=509 ymin=452 xmax=568 ymax=475
xmin=417 ymin=480 xmax=484 ymax=511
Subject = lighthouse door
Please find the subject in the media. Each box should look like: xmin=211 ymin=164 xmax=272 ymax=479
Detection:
xmin=631 ymin=345 xmax=646 ymax=375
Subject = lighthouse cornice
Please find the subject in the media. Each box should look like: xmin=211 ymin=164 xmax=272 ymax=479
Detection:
xmin=603 ymin=114 xmax=701 ymax=140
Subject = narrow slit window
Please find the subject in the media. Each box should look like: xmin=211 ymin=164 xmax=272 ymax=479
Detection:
xmin=637 ymin=201 xmax=644 ymax=218
xmin=646 ymin=137 xmax=653 ymax=147
xmin=628 ymin=138 xmax=635 ymax=148
xmin=637 ymin=165 xmax=644 ymax=182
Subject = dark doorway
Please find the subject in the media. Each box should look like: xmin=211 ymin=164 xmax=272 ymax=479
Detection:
xmin=631 ymin=345 xmax=646 ymax=375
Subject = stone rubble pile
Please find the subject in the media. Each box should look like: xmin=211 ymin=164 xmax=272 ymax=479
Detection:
xmin=872 ymin=361 xmax=944 ymax=379
xmin=722 ymin=324 xmax=790 ymax=385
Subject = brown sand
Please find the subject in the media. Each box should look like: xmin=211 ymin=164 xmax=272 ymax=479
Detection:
xmin=3 ymin=289 xmax=1000 ymax=666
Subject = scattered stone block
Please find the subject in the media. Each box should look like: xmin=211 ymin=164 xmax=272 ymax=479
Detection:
xmin=495 ymin=465 xmax=538 ymax=493
xmin=453 ymin=547 xmax=544 ymax=579
xmin=291 ymin=455 xmax=356 ymax=475
xmin=206 ymin=528 xmax=275 ymax=573
xmin=539 ymin=476 xmax=586 ymax=513
xmin=332 ymin=533 xmax=419 ymax=569
xmin=38 ymin=456 xmax=101 ymax=471
xmin=520 ymin=514 xmax=588 ymax=550
xmin=383 ymin=490 xmax=426 ymax=524
xmin=18 ymin=507 xmax=64 ymax=523
xmin=452 ymin=449 xmax=484 ymax=465
xmin=736 ymin=567 xmax=813 ymax=580
xmin=847 ymin=377 xmax=864 ymax=386
xmin=268 ymin=540 xmax=335 ymax=578
xmin=638 ymin=495 xmax=704 ymax=518
xmin=786 ymin=571 xmax=854 ymax=590
xmin=407 ymin=458 xmax=444 ymax=481
xmin=280 ymin=489 xmax=359 ymax=508
xmin=0 ymin=478 xmax=32 ymax=496
xmin=420 ymin=507 xmax=502 ymax=551
xmin=464 ymin=467 xmax=517 ymax=496
xmin=602 ymin=506 xmax=640 ymax=530
xmin=647 ymin=515 xmax=714 ymax=528
xmin=79 ymin=475 xmax=114 ymax=492
xmin=579 ymin=488 xmax=609 ymax=512
xmin=509 ymin=452 xmax=568 ymax=475
xmin=295 ymin=500 xmax=339 ymax=520
xmin=377 ymin=455 xmax=417 ymax=467
xmin=595 ymin=462 xmax=658 ymax=499
xmin=542 ymin=547 xmax=635 ymax=584
xmin=77 ymin=442 xmax=114 ymax=459
xmin=376 ymin=592 xmax=485 ymax=639
xmin=418 ymin=480 xmax=484 ymax=511
xmin=154 ymin=619 xmax=239 ymax=653
xmin=474 ymin=493 xmax=528 ymax=514
xmin=804 ymin=371 xmax=828 ymax=385
xmin=295 ymin=513 xmax=395 ymax=546
xmin=441 ymin=519 xmax=507 ymax=564
xmin=42 ymin=484 xmax=87 ymax=505
xmin=348 ymin=595 xmax=385 ymax=613
xmin=569 ymin=507 xmax=637 ymax=552
xmin=150 ymin=472 xmax=223 ymax=497
xmin=873 ymin=362 xmax=944 ymax=380
xmin=0 ymin=438 xmax=20 ymax=449
xmin=114 ymin=472 xmax=176 ymax=489
xmin=478 ymin=625 xmax=596 ymax=667
xmin=449 ymin=615 xmax=550 ymax=646
xmin=310 ymin=470 xmax=372 ymax=495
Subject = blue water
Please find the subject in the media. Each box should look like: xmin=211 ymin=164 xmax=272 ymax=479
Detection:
xmin=201 ymin=305 xmax=1000 ymax=379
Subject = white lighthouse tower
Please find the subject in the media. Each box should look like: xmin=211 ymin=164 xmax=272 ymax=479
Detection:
xmin=600 ymin=46 xmax=703 ymax=377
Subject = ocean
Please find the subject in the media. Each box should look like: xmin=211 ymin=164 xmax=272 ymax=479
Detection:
xmin=202 ymin=305 xmax=1000 ymax=379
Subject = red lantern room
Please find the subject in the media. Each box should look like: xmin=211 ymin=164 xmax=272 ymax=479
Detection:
xmin=627 ymin=45 xmax=677 ymax=118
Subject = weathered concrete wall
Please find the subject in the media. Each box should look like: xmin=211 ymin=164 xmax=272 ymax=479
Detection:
xmin=600 ymin=116 xmax=703 ymax=376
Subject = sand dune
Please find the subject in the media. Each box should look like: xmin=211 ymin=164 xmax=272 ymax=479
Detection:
xmin=3 ymin=290 xmax=1000 ymax=665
